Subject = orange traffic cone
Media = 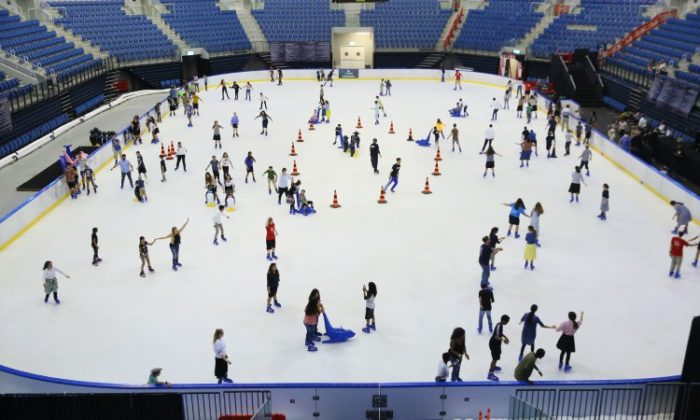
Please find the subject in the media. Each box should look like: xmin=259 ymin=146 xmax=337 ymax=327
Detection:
xmin=166 ymin=142 xmax=175 ymax=160
xmin=291 ymin=160 xmax=300 ymax=176
xmin=435 ymin=146 xmax=442 ymax=161
xmin=330 ymin=190 xmax=341 ymax=208
xmin=432 ymin=160 xmax=441 ymax=176
xmin=422 ymin=177 xmax=432 ymax=194
xmin=389 ymin=121 xmax=395 ymax=134
xmin=159 ymin=143 xmax=166 ymax=158
xmin=377 ymin=187 xmax=387 ymax=204
xmin=289 ymin=143 xmax=298 ymax=156
xmin=356 ymin=116 xmax=363 ymax=129
xmin=407 ymin=128 xmax=414 ymax=142
xmin=308 ymin=122 xmax=315 ymax=131
xmin=297 ymin=129 xmax=304 ymax=142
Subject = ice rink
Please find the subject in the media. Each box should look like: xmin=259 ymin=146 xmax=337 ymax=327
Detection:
xmin=0 ymin=73 xmax=698 ymax=385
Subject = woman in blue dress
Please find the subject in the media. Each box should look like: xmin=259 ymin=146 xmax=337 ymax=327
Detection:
xmin=519 ymin=304 xmax=556 ymax=361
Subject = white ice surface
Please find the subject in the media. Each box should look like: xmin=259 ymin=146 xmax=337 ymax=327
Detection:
xmin=0 ymin=77 xmax=698 ymax=385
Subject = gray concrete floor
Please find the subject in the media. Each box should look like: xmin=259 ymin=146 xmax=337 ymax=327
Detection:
xmin=0 ymin=92 xmax=166 ymax=217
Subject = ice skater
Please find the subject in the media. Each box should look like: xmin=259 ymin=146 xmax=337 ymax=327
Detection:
xmin=483 ymin=146 xmax=501 ymax=177
xmin=514 ymin=348 xmax=546 ymax=384
xmin=205 ymin=173 xmax=220 ymax=205
xmin=231 ymin=81 xmax=240 ymax=100
xmin=448 ymin=327 xmax=469 ymax=382
xmin=518 ymin=305 xmax=556 ymax=361
xmin=385 ymin=79 xmax=392 ymax=95
xmin=454 ymin=70 xmax=462 ymax=90
xmin=84 ymin=165 xmax=97 ymax=194
xmin=136 ymin=151 xmax=147 ymax=181
xmin=111 ymin=154 xmax=134 ymax=189
xmin=245 ymin=82 xmax=253 ymax=101
xmin=206 ymin=155 xmax=222 ymax=186
xmin=276 ymin=168 xmax=292 ymax=205
xmin=575 ymin=121 xmax=583 ymax=146
xmin=156 ymin=218 xmax=189 ymax=271
xmin=598 ymin=183 xmax=609 ymax=220
xmin=670 ymin=201 xmax=692 ymax=234
xmin=221 ymin=152 xmax=232 ymax=179
xmin=384 ymin=158 xmax=401 ymax=193
xmin=503 ymin=199 xmax=528 ymax=238
xmin=523 ymin=226 xmax=538 ymax=270
xmin=91 ymin=227 xmax=101 ymax=266
xmin=518 ymin=137 xmax=533 ymax=168
xmin=446 ymin=124 xmax=461 ymax=152
xmin=42 ymin=261 xmax=69 ymax=304
xmin=259 ymin=92 xmax=268 ymax=110
xmin=369 ymin=138 xmax=381 ymax=174
xmin=436 ymin=352 xmax=451 ymax=382
xmin=528 ymin=94 xmax=538 ymax=119
xmin=265 ymin=217 xmax=278 ymax=261
xmin=266 ymin=263 xmax=281 ymax=313
xmin=504 ymin=86 xmax=511 ymax=110
xmin=219 ymin=79 xmax=230 ymax=100
xmin=479 ymin=235 xmax=502 ymax=287
xmin=134 ymin=178 xmax=147 ymax=203
xmin=564 ymin=129 xmax=573 ymax=156
xmin=478 ymin=283 xmax=494 ymax=334
xmin=212 ymin=205 xmax=229 ymax=246
xmin=481 ymin=124 xmax=495 ymax=153
xmin=546 ymin=130 xmax=557 ymax=158
xmin=568 ymin=166 xmax=587 ymax=203
xmin=379 ymin=78 xmax=385 ymax=96
xmin=64 ymin=164 xmax=79 ymax=199
xmin=579 ymin=145 xmax=592 ymax=176
xmin=192 ymin=93 xmax=201 ymax=116
xmin=490 ymin=98 xmax=501 ymax=121
xmin=362 ymin=282 xmax=377 ymax=333
xmin=213 ymin=329 xmax=233 ymax=383
xmin=529 ymin=202 xmax=543 ymax=246
xmin=487 ymin=314 xmax=510 ymax=381
xmin=244 ymin=151 xmax=256 ymax=183
xmin=303 ymin=289 xmax=323 ymax=352
xmin=255 ymin=110 xmax=272 ymax=135
xmin=669 ymin=230 xmax=698 ymax=278
xmin=212 ymin=121 xmax=223 ymax=149
xmin=488 ymin=227 xmax=505 ymax=270
xmin=373 ymin=100 xmax=381 ymax=125
xmin=138 ymin=236 xmax=156 ymax=277
xmin=277 ymin=68 xmax=283 ymax=85
xmin=230 ymin=113 xmax=240 ymax=138
xmin=376 ymin=96 xmax=387 ymax=117
xmin=185 ymin=102 xmax=194 ymax=127
xmin=223 ymin=174 xmax=235 ymax=208
xmin=516 ymin=96 xmax=525 ymax=118
xmin=556 ymin=311 xmax=584 ymax=372
xmin=160 ymin=155 xmax=166 ymax=182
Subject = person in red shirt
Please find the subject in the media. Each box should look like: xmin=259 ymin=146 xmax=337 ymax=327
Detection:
xmin=454 ymin=70 xmax=462 ymax=91
xmin=266 ymin=217 xmax=278 ymax=261
xmin=669 ymin=231 xmax=698 ymax=279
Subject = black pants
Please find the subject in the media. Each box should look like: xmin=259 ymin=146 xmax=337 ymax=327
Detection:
xmin=580 ymin=160 xmax=589 ymax=170
xmin=491 ymin=109 xmax=498 ymax=121
xmin=565 ymin=142 xmax=571 ymax=155
xmin=176 ymin=155 xmax=186 ymax=171
xmin=234 ymin=90 xmax=239 ymax=100
xmin=481 ymin=139 xmax=493 ymax=152
xmin=92 ymin=245 xmax=99 ymax=264
xmin=222 ymin=166 xmax=230 ymax=178
xmin=277 ymin=187 xmax=288 ymax=204
xmin=221 ymin=88 xmax=229 ymax=100
xmin=371 ymin=156 xmax=379 ymax=173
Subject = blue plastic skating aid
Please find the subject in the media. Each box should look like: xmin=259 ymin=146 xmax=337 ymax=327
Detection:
xmin=321 ymin=312 xmax=355 ymax=343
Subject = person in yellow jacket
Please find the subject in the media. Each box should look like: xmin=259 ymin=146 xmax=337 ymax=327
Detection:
xmin=191 ymin=94 xmax=202 ymax=116
xmin=435 ymin=119 xmax=446 ymax=139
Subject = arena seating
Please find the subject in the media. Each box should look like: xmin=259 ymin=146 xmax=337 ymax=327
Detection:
xmin=251 ymin=0 xmax=344 ymax=42
xmin=360 ymin=0 xmax=452 ymax=49
xmin=0 ymin=113 xmax=68 ymax=158
xmin=160 ymin=0 xmax=251 ymax=53
xmin=453 ymin=0 xmax=543 ymax=52
xmin=49 ymin=0 xmax=177 ymax=61
xmin=0 ymin=9 xmax=101 ymax=78
xmin=531 ymin=0 xmax=654 ymax=57
xmin=0 ymin=71 xmax=34 ymax=99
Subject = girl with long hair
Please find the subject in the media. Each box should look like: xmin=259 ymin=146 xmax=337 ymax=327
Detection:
xmin=503 ymin=198 xmax=529 ymax=238
xmin=556 ymin=311 xmax=584 ymax=372
xmin=362 ymin=282 xmax=377 ymax=333
xmin=213 ymin=329 xmax=232 ymax=383
xmin=42 ymin=261 xmax=70 ymax=304
xmin=518 ymin=304 xmax=555 ymax=361
xmin=266 ymin=263 xmax=281 ymax=313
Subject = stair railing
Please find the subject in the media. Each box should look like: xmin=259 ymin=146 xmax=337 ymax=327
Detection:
xmin=600 ymin=9 xmax=677 ymax=59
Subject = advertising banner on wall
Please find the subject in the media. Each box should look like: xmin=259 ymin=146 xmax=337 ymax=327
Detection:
xmin=338 ymin=69 xmax=359 ymax=79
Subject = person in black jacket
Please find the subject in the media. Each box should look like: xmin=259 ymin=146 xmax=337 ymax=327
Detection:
xmin=369 ymin=138 xmax=381 ymax=174
xmin=266 ymin=263 xmax=281 ymax=313
xmin=231 ymin=81 xmax=240 ymax=100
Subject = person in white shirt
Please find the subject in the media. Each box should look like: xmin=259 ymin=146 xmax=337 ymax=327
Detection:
xmin=561 ymin=105 xmax=572 ymax=131
xmin=362 ymin=282 xmax=377 ymax=333
xmin=212 ymin=205 xmax=229 ymax=246
xmin=175 ymin=142 xmax=187 ymax=172
xmin=490 ymin=98 xmax=501 ymax=121
xmin=42 ymin=260 xmax=70 ymax=304
xmin=481 ymin=124 xmax=496 ymax=153
xmin=277 ymin=168 xmax=292 ymax=205
xmin=435 ymin=352 xmax=451 ymax=382
xmin=638 ymin=115 xmax=647 ymax=130
xmin=213 ymin=329 xmax=232 ymax=383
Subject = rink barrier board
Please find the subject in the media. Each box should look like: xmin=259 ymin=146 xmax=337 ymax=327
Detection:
xmin=537 ymin=94 xmax=700 ymax=225
xmin=0 ymin=92 xmax=172 ymax=251
xmin=1 ymin=69 xmax=698 ymax=253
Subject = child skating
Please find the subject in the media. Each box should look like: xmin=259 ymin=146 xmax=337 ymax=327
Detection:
xmin=530 ymin=202 xmax=543 ymax=246
xmin=523 ymin=226 xmax=538 ymax=270
xmin=255 ymin=110 xmax=272 ymax=135
xmin=556 ymin=311 xmax=584 ymax=372
xmin=670 ymin=201 xmax=692 ymax=234
xmin=362 ymin=282 xmax=377 ymax=333
xmin=91 ymin=227 xmax=101 ymax=266
xmin=385 ymin=158 xmax=401 ymax=193
xmin=265 ymin=217 xmax=278 ymax=260
xmin=223 ymin=174 xmax=235 ymax=208
xmin=42 ymin=260 xmax=70 ymax=304
xmin=487 ymin=314 xmax=510 ymax=381
xmin=579 ymin=145 xmax=592 ymax=176
xmin=448 ymin=327 xmax=469 ymax=382
xmin=266 ymin=263 xmax=281 ymax=313
xmin=262 ymin=166 xmax=277 ymax=195
xmin=478 ymin=283 xmax=494 ymax=334
xmin=212 ymin=121 xmax=223 ymax=149
xmin=138 ymin=236 xmax=156 ymax=277
xmin=230 ymin=113 xmax=239 ymax=138
xmin=669 ymin=231 xmax=698 ymax=278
